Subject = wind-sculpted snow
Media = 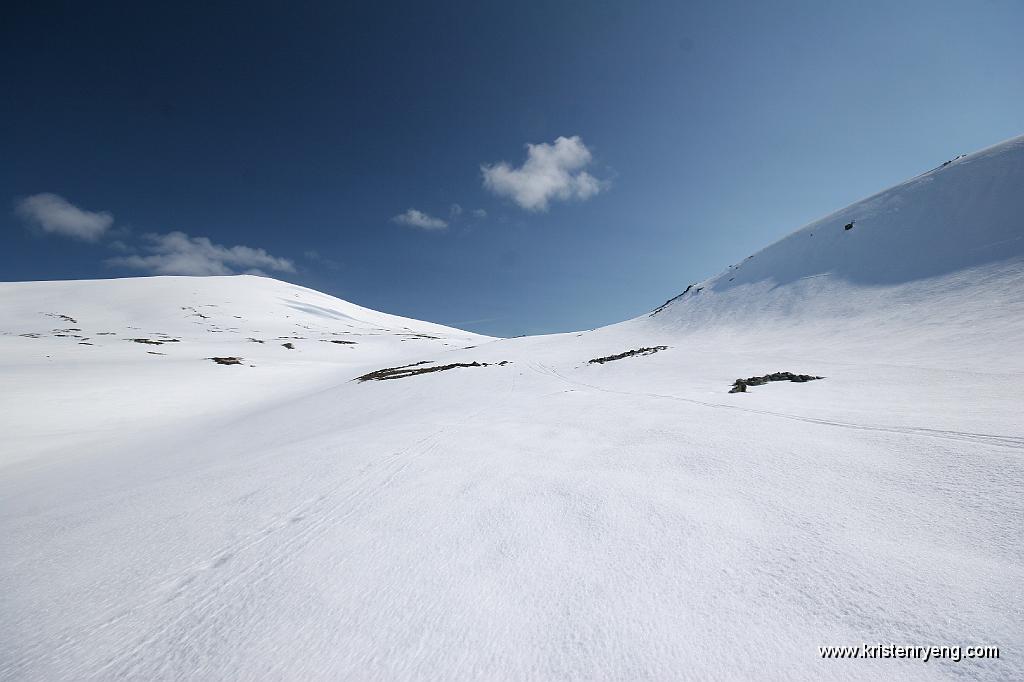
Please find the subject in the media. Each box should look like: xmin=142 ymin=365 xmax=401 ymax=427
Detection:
xmin=720 ymin=135 xmax=1024 ymax=290
xmin=2 ymin=136 xmax=1024 ymax=681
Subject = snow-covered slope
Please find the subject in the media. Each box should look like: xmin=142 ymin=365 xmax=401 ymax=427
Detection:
xmin=2 ymin=137 xmax=1023 ymax=681
xmin=643 ymin=134 xmax=1024 ymax=350
xmin=0 ymin=275 xmax=487 ymax=469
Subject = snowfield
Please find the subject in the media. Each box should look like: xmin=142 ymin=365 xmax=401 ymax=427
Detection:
xmin=2 ymin=136 xmax=1023 ymax=680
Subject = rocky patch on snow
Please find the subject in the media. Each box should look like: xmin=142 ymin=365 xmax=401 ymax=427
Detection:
xmin=650 ymin=286 xmax=699 ymax=316
xmin=729 ymin=371 xmax=823 ymax=393
xmin=589 ymin=346 xmax=668 ymax=364
xmin=357 ymin=360 xmax=509 ymax=382
xmin=181 ymin=306 xmax=210 ymax=319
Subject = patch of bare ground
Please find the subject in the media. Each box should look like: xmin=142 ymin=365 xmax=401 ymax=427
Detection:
xmin=128 ymin=338 xmax=180 ymax=345
xmin=357 ymin=360 xmax=509 ymax=382
xmin=729 ymin=372 xmax=823 ymax=393
xmin=589 ymin=346 xmax=668 ymax=364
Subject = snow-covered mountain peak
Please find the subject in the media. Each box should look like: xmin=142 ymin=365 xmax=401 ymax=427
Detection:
xmin=0 ymin=274 xmax=488 ymax=469
xmin=0 ymin=274 xmax=483 ymax=346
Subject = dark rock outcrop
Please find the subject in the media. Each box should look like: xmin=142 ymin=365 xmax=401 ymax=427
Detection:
xmin=356 ymin=360 xmax=508 ymax=382
xmin=729 ymin=372 xmax=823 ymax=393
xmin=650 ymin=285 xmax=697 ymax=316
xmin=589 ymin=346 xmax=668 ymax=364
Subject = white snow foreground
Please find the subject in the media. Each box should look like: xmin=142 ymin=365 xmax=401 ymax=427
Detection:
xmin=2 ymin=137 xmax=1023 ymax=681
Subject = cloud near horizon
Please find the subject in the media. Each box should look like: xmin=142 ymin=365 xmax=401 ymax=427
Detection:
xmin=392 ymin=208 xmax=448 ymax=231
xmin=107 ymin=231 xmax=295 ymax=276
xmin=15 ymin=193 xmax=114 ymax=241
xmin=481 ymin=135 xmax=606 ymax=211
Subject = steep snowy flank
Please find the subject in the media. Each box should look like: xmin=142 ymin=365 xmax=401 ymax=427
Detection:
xmin=2 ymin=137 xmax=1022 ymax=681
xmin=637 ymin=134 xmax=1024 ymax=373
xmin=711 ymin=136 xmax=1024 ymax=291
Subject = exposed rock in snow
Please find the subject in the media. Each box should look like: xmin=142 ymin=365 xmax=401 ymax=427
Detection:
xmin=729 ymin=371 xmax=824 ymax=393
xmin=356 ymin=360 xmax=508 ymax=382
xmin=588 ymin=345 xmax=669 ymax=364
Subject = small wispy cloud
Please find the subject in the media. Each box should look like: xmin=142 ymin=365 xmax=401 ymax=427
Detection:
xmin=107 ymin=231 xmax=295 ymax=276
xmin=304 ymin=249 xmax=341 ymax=270
xmin=449 ymin=203 xmax=488 ymax=222
xmin=392 ymin=208 xmax=448 ymax=231
xmin=15 ymin=193 xmax=114 ymax=241
xmin=481 ymin=135 xmax=607 ymax=211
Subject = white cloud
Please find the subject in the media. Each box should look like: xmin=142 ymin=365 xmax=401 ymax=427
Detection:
xmin=472 ymin=208 xmax=487 ymax=219
xmin=392 ymin=208 xmax=448 ymax=231
xmin=107 ymin=231 xmax=295 ymax=276
xmin=449 ymin=203 xmax=463 ymax=218
xmin=303 ymin=248 xmax=341 ymax=270
xmin=15 ymin=193 xmax=114 ymax=241
xmin=481 ymin=135 xmax=607 ymax=211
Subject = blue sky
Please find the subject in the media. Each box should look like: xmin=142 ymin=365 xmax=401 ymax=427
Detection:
xmin=3 ymin=1 xmax=1022 ymax=336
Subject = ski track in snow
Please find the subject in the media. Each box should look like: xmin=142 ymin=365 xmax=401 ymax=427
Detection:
xmin=99 ymin=436 xmax=446 ymax=678
xmin=2 ymin=370 xmax=520 ymax=680
xmin=528 ymin=362 xmax=1024 ymax=452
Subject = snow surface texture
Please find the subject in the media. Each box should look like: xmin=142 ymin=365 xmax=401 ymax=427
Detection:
xmin=2 ymin=136 xmax=1023 ymax=681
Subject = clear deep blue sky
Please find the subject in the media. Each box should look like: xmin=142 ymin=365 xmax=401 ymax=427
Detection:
xmin=3 ymin=1 xmax=1022 ymax=336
